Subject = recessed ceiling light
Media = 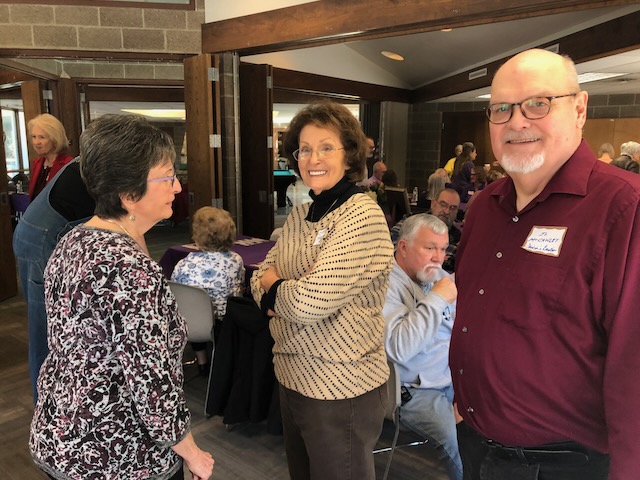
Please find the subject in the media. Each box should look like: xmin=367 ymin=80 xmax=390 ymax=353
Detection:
xmin=381 ymin=51 xmax=404 ymax=61
xmin=476 ymin=94 xmax=491 ymax=99
xmin=441 ymin=28 xmax=453 ymax=32
xmin=577 ymin=72 xmax=628 ymax=84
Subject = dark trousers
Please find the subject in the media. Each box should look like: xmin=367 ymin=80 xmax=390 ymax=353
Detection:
xmin=279 ymin=383 xmax=387 ymax=480
xmin=457 ymin=422 xmax=609 ymax=480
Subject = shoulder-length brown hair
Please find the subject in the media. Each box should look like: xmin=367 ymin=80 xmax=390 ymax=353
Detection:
xmin=284 ymin=101 xmax=367 ymax=183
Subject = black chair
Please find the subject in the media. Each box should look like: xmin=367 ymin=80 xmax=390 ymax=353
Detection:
xmin=385 ymin=186 xmax=412 ymax=226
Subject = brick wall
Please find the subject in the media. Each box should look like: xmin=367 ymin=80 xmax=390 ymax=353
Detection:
xmin=0 ymin=0 xmax=205 ymax=80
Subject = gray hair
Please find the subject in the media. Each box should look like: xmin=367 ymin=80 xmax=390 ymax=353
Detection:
xmin=597 ymin=143 xmax=614 ymax=157
xmin=427 ymin=172 xmax=446 ymax=200
xmin=398 ymin=214 xmax=448 ymax=243
xmin=621 ymin=141 xmax=640 ymax=156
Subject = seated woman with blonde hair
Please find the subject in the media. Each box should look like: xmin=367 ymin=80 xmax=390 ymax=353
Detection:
xmin=171 ymin=207 xmax=245 ymax=374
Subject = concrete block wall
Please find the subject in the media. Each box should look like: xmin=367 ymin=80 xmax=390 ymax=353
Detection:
xmin=405 ymin=102 xmax=442 ymax=192
xmin=0 ymin=0 xmax=205 ymax=80
xmin=406 ymin=94 xmax=640 ymax=190
xmin=588 ymin=94 xmax=640 ymax=119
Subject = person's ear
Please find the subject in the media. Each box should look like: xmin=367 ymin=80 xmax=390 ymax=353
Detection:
xmin=575 ymin=90 xmax=588 ymax=129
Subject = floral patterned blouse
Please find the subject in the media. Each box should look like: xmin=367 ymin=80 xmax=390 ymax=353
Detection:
xmin=171 ymin=249 xmax=245 ymax=318
xmin=30 ymin=226 xmax=189 ymax=480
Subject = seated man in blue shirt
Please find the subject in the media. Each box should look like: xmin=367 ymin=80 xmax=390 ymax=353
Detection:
xmin=383 ymin=213 xmax=462 ymax=480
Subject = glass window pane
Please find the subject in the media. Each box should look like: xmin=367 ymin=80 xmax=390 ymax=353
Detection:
xmin=18 ymin=111 xmax=29 ymax=174
xmin=2 ymin=110 xmax=19 ymax=172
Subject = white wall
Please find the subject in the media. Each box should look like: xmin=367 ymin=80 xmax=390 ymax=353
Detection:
xmin=203 ymin=0 xmax=408 ymax=88
xmin=205 ymin=0 xmax=318 ymax=22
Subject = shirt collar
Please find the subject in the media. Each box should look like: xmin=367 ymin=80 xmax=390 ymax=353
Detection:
xmin=490 ymin=139 xmax=595 ymax=212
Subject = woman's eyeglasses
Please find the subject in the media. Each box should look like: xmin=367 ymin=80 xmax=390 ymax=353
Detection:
xmin=147 ymin=174 xmax=178 ymax=186
xmin=292 ymin=145 xmax=345 ymax=161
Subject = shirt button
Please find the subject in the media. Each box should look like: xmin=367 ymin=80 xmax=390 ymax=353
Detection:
xmin=467 ymin=407 xmax=475 ymax=413
xmin=462 ymin=326 xmax=468 ymax=333
xmin=479 ymin=288 xmax=485 ymax=295
xmin=496 ymin=252 xmax=503 ymax=258
xmin=512 ymin=216 xmax=519 ymax=222
xmin=459 ymin=369 xmax=464 ymax=374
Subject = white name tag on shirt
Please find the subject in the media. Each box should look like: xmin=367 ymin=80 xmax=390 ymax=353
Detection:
xmin=314 ymin=228 xmax=327 ymax=246
xmin=521 ymin=226 xmax=567 ymax=257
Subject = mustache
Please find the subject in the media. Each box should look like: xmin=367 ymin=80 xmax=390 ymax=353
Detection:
xmin=502 ymin=133 xmax=540 ymax=143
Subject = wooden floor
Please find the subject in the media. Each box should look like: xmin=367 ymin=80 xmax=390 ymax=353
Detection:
xmin=0 ymin=221 xmax=448 ymax=480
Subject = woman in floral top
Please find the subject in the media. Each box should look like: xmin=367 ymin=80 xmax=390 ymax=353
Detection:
xmin=29 ymin=115 xmax=214 ymax=480
xmin=171 ymin=207 xmax=245 ymax=373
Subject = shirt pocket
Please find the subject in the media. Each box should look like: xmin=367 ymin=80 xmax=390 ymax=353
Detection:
xmin=497 ymin=259 xmax=567 ymax=331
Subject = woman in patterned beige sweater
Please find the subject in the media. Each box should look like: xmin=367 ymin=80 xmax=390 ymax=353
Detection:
xmin=251 ymin=102 xmax=394 ymax=480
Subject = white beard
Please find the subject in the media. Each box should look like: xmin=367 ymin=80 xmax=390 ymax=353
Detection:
xmin=417 ymin=264 xmax=444 ymax=284
xmin=500 ymin=152 xmax=545 ymax=174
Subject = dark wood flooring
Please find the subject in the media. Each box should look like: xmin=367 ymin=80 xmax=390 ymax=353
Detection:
xmin=0 ymin=222 xmax=448 ymax=479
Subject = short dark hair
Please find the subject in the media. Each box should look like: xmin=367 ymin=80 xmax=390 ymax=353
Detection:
xmin=284 ymin=101 xmax=367 ymax=183
xmin=192 ymin=207 xmax=236 ymax=252
xmin=381 ymin=169 xmax=399 ymax=187
xmin=79 ymin=114 xmax=176 ymax=218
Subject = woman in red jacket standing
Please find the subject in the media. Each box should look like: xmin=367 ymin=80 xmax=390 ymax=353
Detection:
xmin=28 ymin=114 xmax=74 ymax=200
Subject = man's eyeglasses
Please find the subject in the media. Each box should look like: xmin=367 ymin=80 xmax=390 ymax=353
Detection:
xmin=292 ymin=145 xmax=345 ymax=162
xmin=147 ymin=173 xmax=178 ymax=186
xmin=437 ymin=200 xmax=459 ymax=213
xmin=485 ymin=94 xmax=578 ymax=124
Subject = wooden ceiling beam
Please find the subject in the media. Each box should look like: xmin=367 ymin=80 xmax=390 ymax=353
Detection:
xmin=202 ymin=0 xmax=636 ymax=55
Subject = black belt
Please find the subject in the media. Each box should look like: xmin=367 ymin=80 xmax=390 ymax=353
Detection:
xmin=484 ymin=439 xmax=590 ymax=466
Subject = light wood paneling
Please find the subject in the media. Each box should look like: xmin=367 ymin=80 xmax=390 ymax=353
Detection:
xmin=583 ymin=117 xmax=640 ymax=157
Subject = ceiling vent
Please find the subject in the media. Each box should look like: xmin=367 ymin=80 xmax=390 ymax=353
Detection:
xmin=469 ymin=68 xmax=487 ymax=80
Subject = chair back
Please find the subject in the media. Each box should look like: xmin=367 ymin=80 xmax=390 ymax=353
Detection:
xmin=168 ymin=281 xmax=215 ymax=343
xmin=384 ymin=359 xmax=401 ymax=421
xmin=385 ymin=187 xmax=412 ymax=225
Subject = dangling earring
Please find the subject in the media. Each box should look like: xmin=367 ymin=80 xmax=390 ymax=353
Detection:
xmin=129 ymin=213 xmax=136 ymax=222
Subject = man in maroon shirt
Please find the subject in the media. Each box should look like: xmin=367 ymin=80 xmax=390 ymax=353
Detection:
xmin=450 ymin=48 xmax=640 ymax=480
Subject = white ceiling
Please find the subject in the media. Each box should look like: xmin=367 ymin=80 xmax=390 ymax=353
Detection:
xmin=244 ymin=4 xmax=640 ymax=102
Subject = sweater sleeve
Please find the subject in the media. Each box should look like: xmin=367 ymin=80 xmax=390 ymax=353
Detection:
xmin=261 ymin=197 xmax=393 ymax=325
xmin=383 ymin=265 xmax=451 ymax=364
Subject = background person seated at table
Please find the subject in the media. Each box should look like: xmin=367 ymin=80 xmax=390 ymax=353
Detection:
xmin=390 ymin=188 xmax=461 ymax=273
xmin=381 ymin=168 xmax=399 ymax=187
xmin=171 ymin=206 xmax=245 ymax=375
xmin=383 ymin=214 xmax=463 ymax=480
xmin=368 ymin=160 xmax=387 ymax=187
xmin=417 ymin=171 xmax=447 ymax=210
xmin=27 ymin=113 xmax=74 ymax=200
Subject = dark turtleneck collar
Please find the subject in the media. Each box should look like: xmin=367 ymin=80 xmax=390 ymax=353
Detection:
xmin=306 ymin=176 xmax=360 ymax=222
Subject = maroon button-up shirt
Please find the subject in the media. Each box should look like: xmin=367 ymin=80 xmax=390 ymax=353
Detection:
xmin=450 ymin=140 xmax=640 ymax=479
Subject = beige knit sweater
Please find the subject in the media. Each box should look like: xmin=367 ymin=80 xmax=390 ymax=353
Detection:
xmin=251 ymin=193 xmax=394 ymax=400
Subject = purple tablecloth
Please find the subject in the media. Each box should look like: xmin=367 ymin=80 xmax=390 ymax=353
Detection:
xmin=159 ymin=235 xmax=276 ymax=280
xmin=10 ymin=193 xmax=31 ymax=215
